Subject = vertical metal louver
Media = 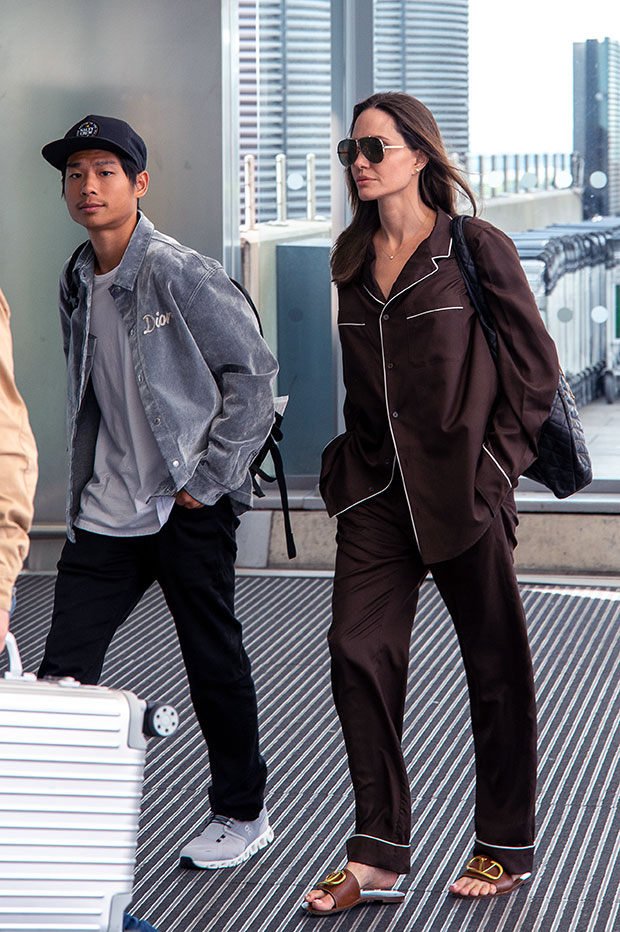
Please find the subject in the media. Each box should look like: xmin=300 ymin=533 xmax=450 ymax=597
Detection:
xmin=239 ymin=0 xmax=331 ymax=223
xmin=608 ymin=39 xmax=620 ymax=216
xmin=239 ymin=0 xmax=258 ymax=222
xmin=374 ymin=0 xmax=469 ymax=159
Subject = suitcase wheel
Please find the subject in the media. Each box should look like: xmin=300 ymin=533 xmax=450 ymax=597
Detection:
xmin=143 ymin=702 xmax=180 ymax=738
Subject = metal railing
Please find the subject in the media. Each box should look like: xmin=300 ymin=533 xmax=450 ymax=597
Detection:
xmin=466 ymin=152 xmax=585 ymax=198
xmin=242 ymin=151 xmax=586 ymax=227
xmin=243 ymin=153 xmax=321 ymax=230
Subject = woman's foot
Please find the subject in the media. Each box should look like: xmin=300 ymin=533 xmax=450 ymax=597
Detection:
xmin=449 ymin=874 xmax=507 ymax=896
xmin=304 ymin=861 xmax=399 ymax=912
xmin=449 ymin=857 xmax=531 ymax=898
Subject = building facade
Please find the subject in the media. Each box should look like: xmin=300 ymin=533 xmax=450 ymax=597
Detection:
xmin=374 ymin=0 xmax=469 ymax=158
xmin=574 ymin=38 xmax=620 ymax=219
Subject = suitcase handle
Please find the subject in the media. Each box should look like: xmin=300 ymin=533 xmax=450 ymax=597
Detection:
xmin=3 ymin=631 xmax=24 ymax=678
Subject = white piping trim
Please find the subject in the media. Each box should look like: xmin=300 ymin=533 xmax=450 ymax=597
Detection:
xmin=338 ymin=321 xmax=366 ymax=326
xmin=482 ymin=444 xmax=512 ymax=488
xmin=331 ymin=464 xmax=396 ymax=517
xmin=476 ymin=838 xmax=535 ymax=850
xmin=363 ymin=284 xmax=384 ymax=306
xmin=350 ymin=833 xmax=410 ymax=848
xmin=406 ymin=305 xmax=463 ymax=319
xmin=386 ymin=243 xmax=452 ymax=305
xmin=379 ymin=308 xmax=422 ymax=553
xmin=362 ymin=237 xmax=453 ymax=309
xmin=341 ymin=238 xmax=454 ymax=536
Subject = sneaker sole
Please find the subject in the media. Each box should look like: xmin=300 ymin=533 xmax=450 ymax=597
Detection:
xmin=179 ymin=825 xmax=275 ymax=870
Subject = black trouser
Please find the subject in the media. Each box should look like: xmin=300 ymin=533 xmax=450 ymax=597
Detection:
xmin=328 ymin=476 xmax=536 ymax=875
xmin=38 ymin=499 xmax=267 ymax=821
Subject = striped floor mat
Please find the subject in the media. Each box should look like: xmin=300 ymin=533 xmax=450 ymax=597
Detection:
xmin=5 ymin=572 xmax=620 ymax=932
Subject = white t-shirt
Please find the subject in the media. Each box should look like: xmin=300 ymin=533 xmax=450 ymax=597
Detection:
xmin=75 ymin=267 xmax=175 ymax=536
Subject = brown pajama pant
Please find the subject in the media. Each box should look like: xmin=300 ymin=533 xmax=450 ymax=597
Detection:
xmin=328 ymin=474 xmax=536 ymax=875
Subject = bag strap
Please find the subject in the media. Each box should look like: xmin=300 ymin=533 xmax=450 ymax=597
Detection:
xmin=231 ymin=278 xmax=264 ymax=337
xmin=261 ymin=436 xmax=296 ymax=559
xmin=450 ymin=216 xmax=498 ymax=363
xmin=64 ymin=240 xmax=90 ymax=311
xmin=231 ymin=279 xmax=296 ymax=560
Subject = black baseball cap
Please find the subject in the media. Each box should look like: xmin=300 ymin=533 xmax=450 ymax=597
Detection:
xmin=42 ymin=114 xmax=147 ymax=172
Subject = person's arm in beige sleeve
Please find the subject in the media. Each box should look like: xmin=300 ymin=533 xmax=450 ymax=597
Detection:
xmin=0 ymin=287 xmax=38 ymax=651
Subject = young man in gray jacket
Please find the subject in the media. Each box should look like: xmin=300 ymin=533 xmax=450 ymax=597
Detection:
xmin=40 ymin=115 xmax=278 ymax=869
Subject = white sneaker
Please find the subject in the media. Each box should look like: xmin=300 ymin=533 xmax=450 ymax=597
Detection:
xmin=179 ymin=805 xmax=274 ymax=869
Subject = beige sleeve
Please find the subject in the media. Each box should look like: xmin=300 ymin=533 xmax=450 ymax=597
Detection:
xmin=0 ymin=288 xmax=38 ymax=611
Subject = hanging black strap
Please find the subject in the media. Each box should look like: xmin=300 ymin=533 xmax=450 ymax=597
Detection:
xmin=271 ymin=441 xmax=296 ymax=559
xmin=249 ymin=419 xmax=296 ymax=560
xmin=232 ymin=278 xmax=296 ymax=559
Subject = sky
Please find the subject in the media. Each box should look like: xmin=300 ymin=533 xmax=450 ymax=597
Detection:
xmin=468 ymin=0 xmax=620 ymax=154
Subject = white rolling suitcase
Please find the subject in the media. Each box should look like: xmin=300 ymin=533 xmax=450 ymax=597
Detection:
xmin=0 ymin=633 xmax=178 ymax=932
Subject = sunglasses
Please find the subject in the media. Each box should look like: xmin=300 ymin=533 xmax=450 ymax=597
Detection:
xmin=337 ymin=136 xmax=406 ymax=166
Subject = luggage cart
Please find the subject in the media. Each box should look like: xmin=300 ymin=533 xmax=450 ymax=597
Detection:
xmin=603 ymin=340 xmax=620 ymax=403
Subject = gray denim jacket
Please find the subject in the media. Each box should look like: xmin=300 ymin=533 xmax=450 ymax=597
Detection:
xmin=60 ymin=212 xmax=278 ymax=540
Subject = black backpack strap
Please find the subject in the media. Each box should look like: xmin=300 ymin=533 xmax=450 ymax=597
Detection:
xmin=231 ymin=278 xmax=264 ymax=337
xmin=64 ymin=240 xmax=90 ymax=311
xmin=267 ymin=438 xmax=296 ymax=560
xmin=231 ymin=278 xmax=296 ymax=559
xmin=450 ymin=216 xmax=498 ymax=362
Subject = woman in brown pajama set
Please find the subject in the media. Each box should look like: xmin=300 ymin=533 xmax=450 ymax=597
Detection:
xmin=303 ymin=93 xmax=559 ymax=915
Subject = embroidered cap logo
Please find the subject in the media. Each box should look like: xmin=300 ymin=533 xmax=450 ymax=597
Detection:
xmin=76 ymin=121 xmax=99 ymax=137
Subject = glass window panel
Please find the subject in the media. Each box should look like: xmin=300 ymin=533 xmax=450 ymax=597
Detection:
xmin=238 ymin=0 xmax=334 ymax=479
xmin=239 ymin=0 xmax=620 ymax=485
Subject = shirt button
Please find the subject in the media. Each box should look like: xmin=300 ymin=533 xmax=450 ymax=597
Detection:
xmin=154 ymin=417 xmax=161 ymax=426
xmin=172 ymin=460 xmax=180 ymax=468
xmin=368 ymin=486 xmax=375 ymax=493
xmin=129 ymin=327 xmax=135 ymax=336
xmin=392 ymin=411 xmax=399 ymax=418
xmin=137 ymin=374 xmax=143 ymax=383
xmin=382 ymin=313 xmax=389 ymax=321
xmin=387 ymin=362 xmax=394 ymax=369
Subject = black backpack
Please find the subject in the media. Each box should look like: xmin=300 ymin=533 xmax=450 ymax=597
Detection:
xmin=64 ymin=243 xmax=296 ymax=558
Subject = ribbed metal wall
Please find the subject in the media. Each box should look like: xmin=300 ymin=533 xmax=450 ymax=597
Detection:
xmin=374 ymin=0 xmax=470 ymax=158
xmin=608 ymin=39 xmax=620 ymax=216
xmin=239 ymin=0 xmax=259 ymax=223
xmin=239 ymin=0 xmax=331 ymax=222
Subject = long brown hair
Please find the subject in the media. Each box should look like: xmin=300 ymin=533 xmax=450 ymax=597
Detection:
xmin=331 ymin=92 xmax=477 ymax=286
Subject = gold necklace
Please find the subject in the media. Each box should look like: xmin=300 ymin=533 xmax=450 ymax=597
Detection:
xmin=376 ymin=216 xmax=435 ymax=260
xmin=376 ymin=234 xmax=416 ymax=261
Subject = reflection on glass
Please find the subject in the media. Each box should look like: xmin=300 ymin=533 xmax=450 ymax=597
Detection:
xmin=557 ymin=307 xmax=574 ymax=323
xmin=287 ymin=172 xmax=305 ymax=191
xmin=591 ymin=305 xmax=609 ymax=324
xmin=521 ymin=171 xmax=538 ymax=190
xmin=554 ymin=170 xmax=573 ymax=189
xmin=485 ymin=169 xmax=504 ymax=188
xmin=589 ymin=170 xmax=608 ymax=189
